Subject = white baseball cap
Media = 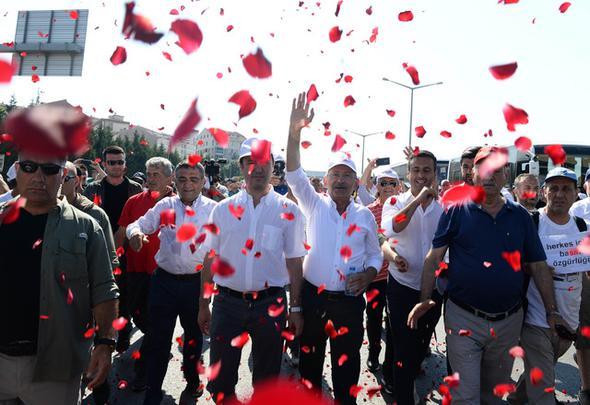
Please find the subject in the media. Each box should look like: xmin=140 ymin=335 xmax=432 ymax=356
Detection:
xmin=239 ymin=137 xmax=274 ymax=161
xmin=375 ymin=166 xmax=399 ymax=182
xmin=327 ymin=153 xmax=357 ymax=174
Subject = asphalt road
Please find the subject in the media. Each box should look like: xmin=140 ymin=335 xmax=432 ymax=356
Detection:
xmin=83 ymin=316 xmax=584 ymax=404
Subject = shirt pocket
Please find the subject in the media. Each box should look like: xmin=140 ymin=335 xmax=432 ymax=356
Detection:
xmin=57 ymin=239 xmax=89 ymax=283
xmin=261 ymin=224 xmax=283 ymax=251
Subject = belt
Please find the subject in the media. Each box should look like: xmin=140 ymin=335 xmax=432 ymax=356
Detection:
xmin=217 ymin=286 xmax=283 ymax=302
xmin=553 ymin=273 xmax=581 ymax=282
xmin=450 ymin=298 xmax=521 ymax=322
xmin=304 ymin=280 xmax=351 ymax=301
xmin=156 ymin=267 xmax=200 ymax=281
xmin=0 ymin=341 xmax=36 ymax=356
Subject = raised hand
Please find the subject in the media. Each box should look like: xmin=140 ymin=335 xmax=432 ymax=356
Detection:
xmin=289 ymin=92 xmax=315 ymax=135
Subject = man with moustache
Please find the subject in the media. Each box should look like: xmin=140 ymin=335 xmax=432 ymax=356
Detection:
xmin=513 ymin=173 xmax=541 ymax=212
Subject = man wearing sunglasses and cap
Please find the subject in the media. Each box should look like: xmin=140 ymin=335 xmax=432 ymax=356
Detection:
xmin=286 ymin=92 xmax=383 ymax=405
xmin=0 ymin=105 xmax=119 ymax=405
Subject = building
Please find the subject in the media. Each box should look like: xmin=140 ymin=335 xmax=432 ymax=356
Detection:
xmin=194 ymin=128 xmax=245 ymax=161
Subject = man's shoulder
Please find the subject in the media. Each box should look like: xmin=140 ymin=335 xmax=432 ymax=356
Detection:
xmin=73 ymin=195 xmax=109 ymax=223
xmin=60 ymin=201 xmax=101 ymax=231
xmin=200 ymin=194 xmax=218 ymax=209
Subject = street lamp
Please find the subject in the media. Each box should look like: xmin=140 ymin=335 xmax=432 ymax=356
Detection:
xmin=382 ymin=77 xmax=443 ymax=147
xmin=344 ymin=129 xmax=384 ymax=173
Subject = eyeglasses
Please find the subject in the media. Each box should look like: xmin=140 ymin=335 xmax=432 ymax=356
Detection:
xmin=106 ymin=160 xmax=125 ymax=166
xmin=63 ymin=175 xmax=77 ymax=183
xmin=380 ymin=181 xmax=398 ymax=187
xmin=327 ymin=173 xmax=355 ymax=181
xmin=18 ymin=160 xmax=63 ymax=176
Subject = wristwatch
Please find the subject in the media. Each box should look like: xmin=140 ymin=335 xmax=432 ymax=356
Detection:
xmin=289 ymin=306 xmax=302 ymax=313
xmin=94 ymin=337 xmax=116 ymax=351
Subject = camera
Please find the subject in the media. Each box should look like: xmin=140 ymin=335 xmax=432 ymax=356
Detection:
xmin=273 ymin=160 xmax=286 ymax=179
xmin=202 ymin=159 xmax=227 ymax=184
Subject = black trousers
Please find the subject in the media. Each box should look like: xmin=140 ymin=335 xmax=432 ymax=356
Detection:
xmin=207 ymin=287 xmax=287 ymax=401
xmin=299 ymin=280 xmax=365 ymax=405
xmin=386 ymin=275 xmax=442 ymax=405
xmin=144 ymin=269 xmax=202 ymax=405
xmin=127 ymin=272 xmax=151 ymax=377
xmin=365 ymin=279 xmax=394 ymax=372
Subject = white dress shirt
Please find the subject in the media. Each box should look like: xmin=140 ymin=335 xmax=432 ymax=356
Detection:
xmin=381 ymin=190 xmax=444 ymax=291
xmin=571 ymin=197 xmax=590 ymax=221
xmin=357 ymin=185 xmax=376 ymax=206
xmin=285 ymin=167 xmax=383 ymax=291
xmin=126 ymin=194 xmax=217 ymax=275
xmin=200 ymin=189 xmax=307 ymax=292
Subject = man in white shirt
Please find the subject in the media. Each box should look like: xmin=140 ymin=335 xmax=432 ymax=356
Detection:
xmin=197 ymin=137 xmax=307 ymax=403
xmin=127 ymin=161 xmax=217 ymax=405
xmin=508 ymin=167 xmax=586 ymax=404
xmin=571 ymin=168 xmax=590 ymax=405
xmin=285 ymin=92 xmax=383 ymax=405
xmin=381 ymin=150 xmax=444 ymax=405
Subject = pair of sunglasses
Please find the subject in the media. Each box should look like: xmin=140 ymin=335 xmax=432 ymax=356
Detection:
xmin=380 ymin=181 xmax=398 ymax=187
xmin=18 ymin=160 xmax=63 ymax=176
xmin=106 ymin=160 xmax=125 ymax=166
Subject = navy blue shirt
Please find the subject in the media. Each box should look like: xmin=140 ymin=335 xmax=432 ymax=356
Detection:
xmin=433 ymin=199 xmax=546 ymax=313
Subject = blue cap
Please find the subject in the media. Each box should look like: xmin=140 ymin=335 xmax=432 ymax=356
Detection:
xmin=585 ymin=168 xmax=590 ymax=182
xmin=543 ymin=167 xmax=577 ymax=185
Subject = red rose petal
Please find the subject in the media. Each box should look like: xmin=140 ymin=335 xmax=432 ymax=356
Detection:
xmin=503 ymin=103 xmax=529 ymax=132
xmin=69 ymin=10 xmax=79 ymax=19
xmin=176 ymin=223 xmax=197 ymax=242
xmin=444 ymin=372 xmax=460 ymax=389
xmin=385 ymin=131 xmax=395 ymax=140
xmin=301 ymin=141 xmax=312 ymax=149
xmin=112 ymin=317 xmax=128 ymax=331
xmin=343 ymin=95 xmax=356 ymax=107
xmin=231 ymin=332 xmax=250 ymax=348
xmin=394 ymin=213 xmax=407 ymax=223
xmin=242 ymin=48 xmax=272 ymax=79
xmin=171 ymin=19 xmax=203 ymax=55
xmin=229 ymin=203 xmax=245 ymax=220
xmin=250 ymin=139 xmax=272 ymax=166
xmin=31 ymin=74 xmax=40 ymax=83
xmin=349 ymin=385 xmax=362 ymax=398
xmin=458 ymin=329 xmax=472 ymax=336
xmin=202 ymin=223 xmax=220 ymax=234
xmin=494 ymin=383 xmax=516 ymax=397
xmin=208 ymin=128 xmax=229 ymax=148
xmin=530 ymin=367 xmax=544 ymax=385
xmin=268 ymin=303 xmax=285 ymax=317
xmin=340 ymin=245 xmax=352 ymax=262
xmin=281 ymin=212 xmax=295 ymax=221
xmin=544 ymin=145 xmax=566 ymax=165
xmin=0 ymin=197 xmax=26 ymax=224
xmin=188 ymin=154 xmax=202 ymax=166
xmin=386 ymin=109 xmax=396 ymax=117
xmin=509 ymin=345 xmax=525 ymax=359
xmin=415 ymin=126 xmax=426 ymax=138
xmin=66 ymin=288 xmax=74 ymax=305
xmin=229 ymin=90 xmax=257 ymax=119
xmin=205 ymin=360 xmax=222 ymax=381
xmin=211 ymin=257 xmax=235 ymax=277
xmin=580 ymin=325 xmax=590 ymax=338
xmin=337 ymin=354 xmax=348 ymax=366
xmin=502 ymin=250 xmax=522 ymax=272
xmin=398 ymin=10 xmax=414 ymax=21
xmin=346 ymin=224 xmax=360 ymax=236
xmin=403 ymin=63 xmax=420 ymax=85
xmin=489 ymin=62 xmax=518 ymax=80
xmin=169 ymin=98 xmax=201 ymax=151
xmin=441 ymin=184 xmax=486 ymax=207
xmin=366 ymin=288 xmax=379 ymax=303
xmin=162 ymin=51 xmax=172 ymax=61
xmin=307 ymin=84 xmax=319 ymax=102
xmin=335 ymin=0 xmax=343 ymax=16
xmin=559 ymin=2 xmax=571 ymax=13
xmin=440 ymin=130 xmax=452 ymax=138
xmin=202 ymin=281 xmax=218 ymax=299
xmin=455 ymin=114 xmax=467 ymax=124
xmin=317 ymin=283 xmax=326 ymax=294
xmin=331 ymin=134 xmax=347 ymax=152
xmin=122 ymin=2 xmax=163 ymax=44
xmin=514 ymin=136 xmax=532 ymax=152
xmin=160 ymin=208 xmax=176 ymax=227
xmin=329 ymin=26 xmax=343 ymax=42
xmin=325 ymin=319 xmax=338 ymax=338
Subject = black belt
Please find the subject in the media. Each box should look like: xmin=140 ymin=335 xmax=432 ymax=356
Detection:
xmin=0 ymin=341 xmax=36 ymax=356
xmin=156 ymin=267 xmax=200 ymax=281
xmin=450 ymin=298 xmax=521 ymax=322
xmin=304 ymin=280 xmax=352 ymax=301
xmin=217 ymin=286 xmax=283 ymax=302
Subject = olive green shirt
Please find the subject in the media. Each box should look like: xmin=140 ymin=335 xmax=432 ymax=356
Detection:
xmin=33 ymin=198 xmax=119 ymax=381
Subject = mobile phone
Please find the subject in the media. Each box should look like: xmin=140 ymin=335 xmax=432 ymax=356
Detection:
xmin=78 ymin=159 xmax=94 ymax=165
xmin=375 ymin=157 xmax=390 ymax=166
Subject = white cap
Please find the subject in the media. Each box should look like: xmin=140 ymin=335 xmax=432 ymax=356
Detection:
xmin=375 ymin=166 xmax=399 ymax=182
xmin=6 ymin=163 xmax=16 ymax=182
xmin=239 ymin=137 xmax=274 ymax=161
xmin=327 ymin=153 xmax=357 ymax=174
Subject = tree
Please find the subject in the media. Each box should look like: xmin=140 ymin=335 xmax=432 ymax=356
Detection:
xmin=0 ymin=96 xmax=19 ymax=176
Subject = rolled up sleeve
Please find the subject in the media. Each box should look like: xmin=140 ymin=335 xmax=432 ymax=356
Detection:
xmin=381 ymin=196 xmax=401 ymax=239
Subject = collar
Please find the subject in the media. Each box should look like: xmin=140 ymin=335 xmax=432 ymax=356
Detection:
xmin=237 ymin=187 xmax=276 ymax=206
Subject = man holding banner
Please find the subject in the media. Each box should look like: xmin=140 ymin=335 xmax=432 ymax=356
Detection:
xmin=509 ymin=167 xmax=589 ymax=404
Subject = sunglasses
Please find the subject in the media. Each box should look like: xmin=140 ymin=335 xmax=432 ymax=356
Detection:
xmin=106 ymin=160 xmax=125 ymax=166
xmin=380 ymin=181 xmax=398 ymax=187
xmin=63 ymin=175 xmax=77 ymax=183
xmin=18 ymin=160 xmax=63 ymax=176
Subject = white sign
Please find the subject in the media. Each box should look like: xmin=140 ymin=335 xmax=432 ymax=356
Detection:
xmin=541 ymin=232 xmax=590 ymax=275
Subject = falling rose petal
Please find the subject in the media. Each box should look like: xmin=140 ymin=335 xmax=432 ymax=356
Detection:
xmin=366 ymin=288 xmax=379 ymax=303
xmin=307 ymin=84 xmax=319 ymax=102
xmin=489 ymin=62 xmax=518 ymax=80
xmin=329 ymin=26 xmax=343 ymax=42
xmin=394 ymin=213 xmax=407 ymax=223
xmin=530 ymin=367 xmax=544 ymax=385
xmin=231 ymin=332 xmax=250 ymax=348
xmin=479 ymin=147 xmax=509 ymax=179
xmin=229 ymin=90 xmax=257 ymax=119
xmin=331 ymin=134 xmax=347 ymax=152
xmin=31 ymin=74 xmax=40 ymax=83
xmin=162 ymin=51 xmax=173 ymax=61
xmin=205 ymin=360 xmax=222 ymax=381
xmin=385 ymin=131 xmax=395 ymax=140
xmin=346 ymin=224 xmax=360 ymax=236
xmin=503 ymin=103 xmax=529 ymax=131
xmin=559 ymin=2 xmax=571 ymax=13
xmin=415 ymin=126 xmax=426 ymax=138
xmin=209 ymin=127 xmax=229 ymax=148
xmin=169 ymin=98 xmax=201 ymax=151
xmin=386 ymin=109 xmax=396 ymax=117
xmin=440 ymin=130 xmax=452 ymax=138
xmin=349 ymin=385 xmax=362 ymax=398
xmin=0 ymin=197 xmax=26 ymax=224
xmin=483 ymin=261 xmax=492 ymax=268
xmin=335 ymin=0 xmax=343 ymax=16
xmin=176 ymin=223 xmax=197 ymax=242
xmin=458 ymin=329 xmax=472 ymax=336
xmin=122 ymin=1 xmax=164 ymax=44
xmin=337 ymin=354 xmax=348 ymax=366
xmin=444 ymin=372 xmax=460 ymax=389
xmin=188 ymin=154 xmax=202 ymax=166
xmin=398 ymin=10 xmax=414 ymax=21
xmin=159 ymin=209 xmax=176 ymax=227
xmin=281 ymin=212 xmax=295 ymax=221
xmin=441 ymin=184 xmax=486 ymax=207
xmin=494 ymin=383 xmax=516 ymax=397
xmin=117 ymin=380 xmax=128 ymax=390
xmin=66 ymin=288 xmax=74 ymax=305
xmin=229 ymin=203 xmax=245 ymax=220
xmin=244 ymin=239 xmax=254 ymax=251
xmin=301 ymin=141 xmax=312 ymax=149
xmin=578 ymin=236 xmax=590 ymax=255
xmin=435 ymin=262 xmax=449 ymax=277
xmin=250 ymin=139 xmax=272 ymax=166
xmin=325 ymin=320 xmax=338 ymax=338
xmin=211 ymin=257 xmax=235 ymax=277
xmin=268 ymin=304 xmax=285 ymax=317
xmin=343 ymin=95 xmax=356 ymax=107
xmin=455 ymin=114 xmax=467 ymax=124
xmin=403 ymin=63 xmax=420 ymax=85
xmin=131 ymin=350 xmax=141 ymax=360
xmin=69 ymin=10 xmax=79 ymax=19
xmin=32 ymin=238 xmax=43 ymax=249
xmin=340 ymin=245 xmax=352 ymax=262
xmin=369 ymin=27 xmax=378 ymax=43
xmin=112 ymin=317 xmax=129 ymax=331
xmin=203 ymin=281 xmax=218 ymax=299
xmin=171 ymin=19 xmax=203 ymax=55
xmin=509 ymin=345 xmax=525 ymax=359
xmin=580 ymin=326 xmax=590 ymax=338
xmin=514 ymin=136 xmax=532 ymax=152
xmin=544 ymin=145 xmax=567 ymax=165
xmin=281 ymin=330 xmax=295 ymax=341
xmin=366 ymin=6 xmax=373 ymax=15
xmin=242 ymin=48 xmax=272 ymax=79
xmin=0 ymin=60 xmax=14 ymax=83
xmin=317 ymin=283 xmax=326 ymax=294
xmin=83 ymin=327 xmax=95 ymax=339
xmin=202 ymin=223 xmax=220 ymax=234
xmin=170 ymin=8 xmax=179 ymax=15
xmin=502 ymin=250 xmax=522 ymax=272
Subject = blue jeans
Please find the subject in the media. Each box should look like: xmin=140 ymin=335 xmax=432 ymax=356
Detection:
xmin=143 ymin=269 xmax=202 ymax=405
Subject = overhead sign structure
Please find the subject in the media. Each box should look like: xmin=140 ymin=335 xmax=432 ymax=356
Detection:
xmin=0 ymin=9 xmax=89 ymax=76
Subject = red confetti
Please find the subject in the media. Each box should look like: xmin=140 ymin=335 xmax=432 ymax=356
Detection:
xmin=440 ymin=130 xmax=452 ymax=138
xmin=494 ymin=383 xmax=516 ymax=397
xmin=403 ymin=63 xmax=420 ymax=85
xmin=122 ymin=2 xmax=163 ymax=44
xmin=268 ymin=304 xmax=285 ymax=317
xmin=455 ymin=114 xmax=467 ymax=124
xmin=229 ymin=203 xmax=245 ymax=220
xmin=211 ymin=257 xmax=235 ymax=277
xmin=231 ymin=332 xmax=250 ymax=348
xmin=251 ymin=139 xmax=272 ymax=166
xmin=544 ymin=145 xmax=567 ymax=165
xmin=112 ymin=317 xmax=128 ymax=331
xmin=171 ymin=19 xmax=203 ymax=55
xmin=329 ymin=26 xmax=343 ymax=42
xmin=301 ymin=141 xmax=312 ymax=149
xmin=340 ymin=245 xmax=352 ymax=262
xmin=415 ymin=126 xmax=426 ymax=138
xmin=229 ymin=90 xmax=257 ymax=119
xmin=209 ymin=128 xmax=229 ymax=148
xmin=242 ymin=48 xmax=272 ymax=79
xmin=69 ymin=10 xmax=79 ymax=20
xmin=170 ymin=9 xmax=179 ymax=15
xmin=169 ymin=98 xmax=201 ymax=151
xmin=509 ymin=345 xmax=525 ymax=359
xmin=331 ymin=134 xmax=347 ymax=152
xmin=176 ymin=223 xmax=197 ymax=242
xmin=337 ymin=354 xmax=348 ymax=366
xmin=530 ymin=367 xmax=544 ymax=385
xmin=398 ymin=10 xmax=414 ymax=21
xmin=489 ymin=62 xmax=518 ymax=80
xmin=502 ymin=250 xmax=522 ymax=272
xmin=307 ymin=84 xmax=319 ymax=102
xmin=160 ymin=209 xmax=176 ymax=227
xmin=514 ymin=136 xmax=532 ymax=152
xmin=385 ymin=131 xmax=396 ymax=140
xmin=559 ymin=2 xmax=571 ymax=13
xmin=503 ymin=103 xmax=529 ymax=132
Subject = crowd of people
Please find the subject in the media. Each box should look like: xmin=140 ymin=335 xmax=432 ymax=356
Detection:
xmin=1 ymin=95 xmax=590 ymax=405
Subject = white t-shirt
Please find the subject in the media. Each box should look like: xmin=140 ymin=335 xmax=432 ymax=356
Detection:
xmin=525 ymin=212 xmax=587 ymax=330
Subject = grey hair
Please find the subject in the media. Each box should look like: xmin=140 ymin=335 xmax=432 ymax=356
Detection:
xmin=146 ymin=157 xmax=174 ymax=177
xmin=513 ymin=173 xmax=539 ymax=189
xmin=175 ymin=161 xmax=206 ymax=178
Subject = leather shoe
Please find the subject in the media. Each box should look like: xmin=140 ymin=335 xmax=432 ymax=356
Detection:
xmin=366 ymin=357 xmax=381 ymax=373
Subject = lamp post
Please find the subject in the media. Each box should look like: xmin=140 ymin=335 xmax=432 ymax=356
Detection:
xmin=344 ymin=130 xmax=384 ymax=173
xmin=382 ymin=77 xmax=443 ymax=147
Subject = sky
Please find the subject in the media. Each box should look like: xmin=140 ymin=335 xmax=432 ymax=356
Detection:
xmin=1 ymin=0 xmax=589 ymax=172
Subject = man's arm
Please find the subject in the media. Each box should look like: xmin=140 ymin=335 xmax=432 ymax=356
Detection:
xmin=360 ymin=159 xmax=377 ymax=192
xmin=286 ymin=92 xmax=314 ymax=172
xmin=86 ymin=298 xmax=118 ymax=390
xmin=198 ymin=254 xmax=215 ymax=336
xmin=527 ymin=261 xmax=569 ymax=333
xmin=407 ymin=245 xmax=448 ymax=329
xmin=114 ymin=226 xmax=126 ymax=249
xmin=389 ymin=187 xmax=437 ymax=233
xmin=286 ymin=257 xmax=304 ymax=336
